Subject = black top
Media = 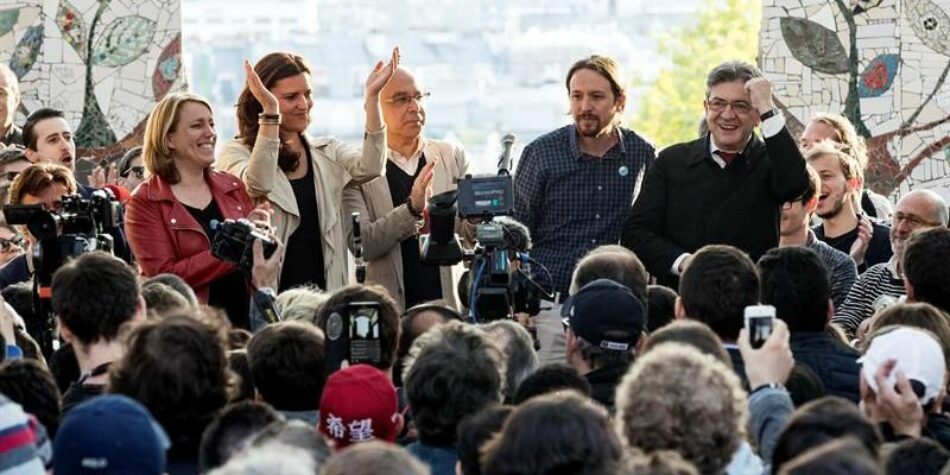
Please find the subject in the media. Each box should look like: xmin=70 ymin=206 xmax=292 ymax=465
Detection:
xmin=813 ymin=221 xmax=893 ymax=273
xmin=622 ymin=129 xmax=809 ymax=288
xmin=61 ymin=383 xmax=104 ymax=414
xmin=184 ymin=200 xmax=250 ymax=328
xmin=281 ymin=148 xmax=326 ymax=291
xmin=387 ymin=156 xmax=442 ymax=308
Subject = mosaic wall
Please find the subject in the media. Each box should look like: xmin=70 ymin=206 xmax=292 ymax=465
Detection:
xmin=1 ymin=0 xmax=182 ymax=157
xmin=760 ymin=0 xmax=950 ymax=199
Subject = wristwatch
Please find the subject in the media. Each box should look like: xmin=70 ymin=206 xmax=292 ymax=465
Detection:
xmin=760 ymin=108 xmax=780 ymax=121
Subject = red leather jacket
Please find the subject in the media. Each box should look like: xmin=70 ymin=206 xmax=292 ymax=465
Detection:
xmin=125 ymin=170 xmax=254 ymax=302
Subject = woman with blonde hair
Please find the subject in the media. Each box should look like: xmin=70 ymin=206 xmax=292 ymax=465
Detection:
xmin=125 ymin=92 xmax=269 ymax=328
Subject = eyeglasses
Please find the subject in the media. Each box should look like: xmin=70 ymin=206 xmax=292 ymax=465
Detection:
xmin=706 ymin=99 xmax=753 ymax=115
xmin=120 ymin=166 xmax=145 ymax=179
xmin=0 ymin=235 xmax=24 ymax=251
xmin=892 ymin=212 xmax=942 ymax=228
xmin=384 ymin=92 xmax=430 ymax=107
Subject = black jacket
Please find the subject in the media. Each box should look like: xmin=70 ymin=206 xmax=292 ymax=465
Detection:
xmin=789 ymin=332 xmax=861 ymax=403
xmin=585 ymin=362 xmax=630 ymax=412
xmin=622 ymin=129 xmax=808 ymax=287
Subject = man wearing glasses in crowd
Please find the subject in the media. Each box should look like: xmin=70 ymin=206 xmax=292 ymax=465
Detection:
xmin=343 ymin=66 xmax=472 ymax=310
xmin=623 ymin=61 xmax=809 ymax=288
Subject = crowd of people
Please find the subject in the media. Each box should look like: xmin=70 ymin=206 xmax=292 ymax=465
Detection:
xmin=0 ymin=45 xmax=947 ymax=475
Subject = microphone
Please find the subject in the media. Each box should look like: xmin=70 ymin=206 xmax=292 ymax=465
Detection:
xmin=352 ymin=212 xmax=366 ymax=284
xmin=102 ymin=184 xmax=131 ymax=205
xmin=497 ymin=133 xmax=516 ymax=174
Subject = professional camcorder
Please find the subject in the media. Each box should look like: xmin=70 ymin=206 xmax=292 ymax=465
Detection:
xmin=421 ymin=134 xmax=552 ymax=322
xmin=2 ymin=190 xmax=122 ymax=355
xmin=209 ymin=219 xmax=278 ymax=274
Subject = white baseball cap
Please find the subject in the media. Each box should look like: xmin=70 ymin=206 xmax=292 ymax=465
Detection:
xmin=858 ymin=326 xmax=947 ymax=404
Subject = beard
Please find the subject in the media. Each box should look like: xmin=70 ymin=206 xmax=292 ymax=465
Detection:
xmin=575 ymin=114 xmax=608 ymax=137
xmin=816 ymin=194 xmax=847 ymax=220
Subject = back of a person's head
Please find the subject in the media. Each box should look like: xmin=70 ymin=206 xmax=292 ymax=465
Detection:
xmin=778 ymin=437 xmax=881 ymax=475
xmin=885 ymin=437 xmax=948 ymax=475
xmin=642 ymin=320 xmax=730 ymax=365
xmin=457 ymin=405 xmax=514 ymax=475
xmin=141 ymin=282 xmax=190 ymax=318
xmin=2 ymin=282 xmax=35 ymax=324
xmin=871 ymin=303 xmax=950 ymax=370
xmin=619 ymin=450 xmax=699 ymax=475
xmin=227 ymin=350 xmax=254 ymax=402
xmin=481 ymin=391 xmax=622 ymax=475
xmin=0 ymin=359 xmax=61 ymax=436
xmin=246 ymin=321 xmax=326 ymax=412
xmin=786 ymin=364 xmax=827 ymax=407
xmin=315 ymin=284 xmax=401 ymax=371
xmin=143 ymin=273 xmax=198 ymax=307
xmin=647 ymin=285 xmax=678 ymax=332
xmin=395 ymin=302 xmax=461 ymax=385
xmin=570 ymin=245 xmax=648 ymax=301
xmin=109 ymin=314 xmax=230 ymax=453
xmin=512 ymin=364 xmax=592 ymax=405
xmin=403 ymin=320 xmax=505 ymax=446
xmin=758 ymin=247 xmax=831 ymax=333
xmin=276 ymin=285 xmax=328 ymax=323
xmin=209 ymin=442 xmax=316 ymax=475
xmin=772 ymin=396 xmax=882 ymax=472
xmin=615 ymin=343 xmax=747 ymax=474
xmin=199 ymin=401 xmax=283 ymax=472
xmin=678 ymin=245 xmax=759 ymax=341
xmin=248 ymin=419 xmax=330 ymax=468
xmin=481 ymin=319 xmax=539 ymax=400
xmin=321 ymin=441 xmax=428 ymax=475
xmin=903 ymin=227 xmax=950 ymax=313
xmin=51 ymin=252 xmax=140 ymax=347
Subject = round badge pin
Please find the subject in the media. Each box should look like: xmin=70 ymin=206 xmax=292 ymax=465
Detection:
xmin=618 ymin=165 xmax=629 ymax=177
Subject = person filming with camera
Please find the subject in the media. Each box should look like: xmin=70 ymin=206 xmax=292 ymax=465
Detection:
xmin=125 ymin=92 xmax=273 ymax=329
xmin=0 ymin=162 xmax=77 ymax=290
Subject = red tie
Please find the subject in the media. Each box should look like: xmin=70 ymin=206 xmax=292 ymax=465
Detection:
xmin=717 ymin=151 xmax=738 ymax=165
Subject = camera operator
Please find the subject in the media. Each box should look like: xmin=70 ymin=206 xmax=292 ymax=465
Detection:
xmin=125 ymin=93 xmax=270 ymax=329
xmin=0 ymin=163 xmax=76 ymax=290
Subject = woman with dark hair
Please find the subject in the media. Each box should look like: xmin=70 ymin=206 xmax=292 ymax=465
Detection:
xmin=125 ymin=92 xmax=270 ymax=328
xmin=219 ymin=48 xmax=397 ymax=292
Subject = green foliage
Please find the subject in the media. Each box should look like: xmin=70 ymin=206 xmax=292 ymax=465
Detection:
xmin=632 ymin=0 xmax=761 ymax=148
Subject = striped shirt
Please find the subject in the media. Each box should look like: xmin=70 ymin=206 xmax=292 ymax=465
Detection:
xmin=0 ymin=394 xmax=49 ymax=474
xmin=807 ymin=230 xmax=858 ymax=311
xmin=513 ymin=124 xmax=654 ymax=295
xmin=831 ymin=258 xmax=905 ymax=338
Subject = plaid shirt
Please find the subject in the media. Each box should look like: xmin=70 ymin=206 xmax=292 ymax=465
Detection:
xmin=513 ymin=124 xmax=654 ymax=295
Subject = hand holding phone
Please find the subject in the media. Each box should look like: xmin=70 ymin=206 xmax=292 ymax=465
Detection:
xmin=744 ymin=305 xmax=776 ymax=349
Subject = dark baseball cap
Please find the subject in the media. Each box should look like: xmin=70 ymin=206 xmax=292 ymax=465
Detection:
xmin=561 ymin=278 xmax=646 ymax=351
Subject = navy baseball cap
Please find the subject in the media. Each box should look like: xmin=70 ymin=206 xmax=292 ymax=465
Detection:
xmin=561 ymin=278 xmax=646 ymax=351
xmin=53 ymin=395 xmax=169 ymax=475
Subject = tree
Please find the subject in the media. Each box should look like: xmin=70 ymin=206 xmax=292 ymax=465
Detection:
xmin=632 ymin=0 xmax=761 ymax=148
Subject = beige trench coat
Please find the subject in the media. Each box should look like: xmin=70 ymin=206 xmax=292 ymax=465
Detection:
xmin=342 ymin=138 xmax=472 ymax=310
xmin=218 ymin=129 xmax=387 ymax=291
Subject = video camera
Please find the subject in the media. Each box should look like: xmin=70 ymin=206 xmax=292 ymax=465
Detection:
xmin=420 ymin=134 xmax=551 ymax=322
xmin=2 ymin=190 xmax=122 ymax=355
xmin=322 ymin=301 xmax=384 ymax=374
xmin=209 ymin=219 xmax=278 ymax=274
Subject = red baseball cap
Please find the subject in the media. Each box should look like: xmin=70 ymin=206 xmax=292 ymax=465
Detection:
xmin=318 ymin=364 xmax=400 ymax=450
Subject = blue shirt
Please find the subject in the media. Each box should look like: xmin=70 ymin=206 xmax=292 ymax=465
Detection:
xmin=513 ymin=125 xmax=654 ymax=295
